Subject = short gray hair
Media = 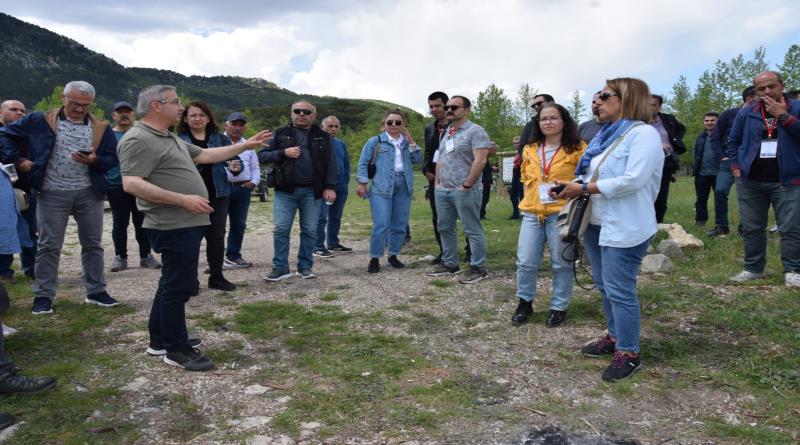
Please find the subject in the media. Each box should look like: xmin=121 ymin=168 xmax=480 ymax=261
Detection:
xmin=63 ymin=81 xmax=95 ymax=98
xmin=321 ymin=115 xmax=339 ymax=125
xmin=137 ymin=85 xmax=176 ymax=117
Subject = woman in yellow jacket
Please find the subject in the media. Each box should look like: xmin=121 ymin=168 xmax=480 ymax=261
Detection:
xmin=511 ymin=103 xmax=587 ymax=327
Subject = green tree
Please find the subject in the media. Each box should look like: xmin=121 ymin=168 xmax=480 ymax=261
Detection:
xmin=35 ymin=85 xmax=106 ymax=119
xmin=514 ymin=82 xmax=537 ymax=124
xmin=472 ymin=84 xmax=518 ymax=144
xmin=778 ymin=44 xmax=800 ymax=89
xmin=567 ymin=90 xmax=585 ymax=123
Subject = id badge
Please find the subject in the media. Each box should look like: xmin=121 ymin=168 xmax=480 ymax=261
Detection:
xmin=760 ymin=140 xmax=777 ymax=158
xmin=445 ymin=139 xmax=455 ymax=153
xmin=539 ymin=183 xmax=557 ymax=204
xmin=432 ymin=150 xmax=440 ymax=163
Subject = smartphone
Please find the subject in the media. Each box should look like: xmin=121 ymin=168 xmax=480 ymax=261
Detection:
xmin=77 ymin=150 xmax=92 ymax=155
xmin=550 ymin=184 xmax=566 ymax=194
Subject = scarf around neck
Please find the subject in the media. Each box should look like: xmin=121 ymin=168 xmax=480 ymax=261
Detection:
xmin=575 ymin=119 xmax=636 ymax=176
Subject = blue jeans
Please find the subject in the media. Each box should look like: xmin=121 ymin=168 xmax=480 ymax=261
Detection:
xmin=316 ymin=184 xmax=348 ymax=250
xmin=226 ymin=185 xmax=252 ymax=260
xmin=369 ymin=174 xmax=411 ymax=258
xmin=583 ymin=224 xmax=651 ymax=353
xmin=714 ymin=160 xmax=735 ymax=228
xmin=0 ymin=192 xmax=37 ymax=278
xmin=737 ymin=179 xmax=800 ymax=273
xmin=516 ymin=213 xmax=574 ymax=310
xmin=435 ymin=187 xmax=487 ymax=268
xmin=272 ymin=187 xmax=320 ymax=272
xmin=145 ymin=226 xmax=206 ymax=353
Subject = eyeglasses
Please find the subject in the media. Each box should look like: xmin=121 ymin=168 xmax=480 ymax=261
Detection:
xmin=443 ymin=105 xmax=463 ymax=111
xmin=66 ymin=100 xmax=92 ymax=109
xmin=597 ymin=92 xmax=618 ymax=101
xmin=531 ymin=101 xmax=545 ymax=109
xmin=539 ymin=117 xmax=561 ymax=123
xmin=385 ymin=120 xmax=403 ymax=126
xmin=155 ymin=98 xmax=181 ymax=105
xmin=293 ymin=109 xmax=313 ymax=116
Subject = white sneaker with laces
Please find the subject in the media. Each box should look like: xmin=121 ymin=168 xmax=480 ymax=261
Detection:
xmin=729 ymin=270 xmax=765 ymax=283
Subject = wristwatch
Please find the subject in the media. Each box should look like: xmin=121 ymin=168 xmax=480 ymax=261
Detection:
xmin=777 ymin=113 xmax=790 ymax=123
xmin=582 ymin=183 xmax=589 ymax=194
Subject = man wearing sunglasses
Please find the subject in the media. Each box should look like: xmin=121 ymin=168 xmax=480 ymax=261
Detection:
xmin=0 ymin=81 xmax=120 ymax=315
xmin=427 ymin=96 xmax=492 ymax=284
xmin=259 ymin=101 xmax=338 ymax=281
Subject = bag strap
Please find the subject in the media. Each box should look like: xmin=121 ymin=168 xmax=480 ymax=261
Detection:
xmin=589 ymin=121 xmax=645 ymax=183
xmin=369 ymin=135 xmax=381 ymax=165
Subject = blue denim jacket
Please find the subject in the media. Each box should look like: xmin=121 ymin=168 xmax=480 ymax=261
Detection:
xmin=585 ymin=124 xmax=664 ymax=248
xmin=178 ymin=132 xmax=232 ymax=198
xmin=357 ymin=132 xmax=422 ymax=197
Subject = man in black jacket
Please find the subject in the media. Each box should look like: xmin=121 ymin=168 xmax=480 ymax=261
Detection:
xmin=259 ymin=101 xmax=337 ymax=281
xmin=422 ymin=91 xmax=449 ymax=264
xmin=692 ymin=112 xmax=719 ymax=226
xmin=650 ymin=94 xmax=687 ymax=223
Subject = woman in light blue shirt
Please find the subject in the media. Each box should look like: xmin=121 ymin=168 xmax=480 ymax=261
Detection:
xmin=356 ymin=110 xmax=422 ymax=273
xmin=555 ymin=77 xmax=664 ymax=382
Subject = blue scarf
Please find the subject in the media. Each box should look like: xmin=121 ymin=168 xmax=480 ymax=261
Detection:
xmin=575 ymin=119 xmax=636 ymax=176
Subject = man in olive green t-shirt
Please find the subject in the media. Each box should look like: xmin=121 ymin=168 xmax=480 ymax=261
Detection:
xmin=117 ymin=85 xmax=271 ymax=372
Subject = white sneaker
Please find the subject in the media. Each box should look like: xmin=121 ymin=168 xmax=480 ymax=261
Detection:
xmin=2 ymin=324 xmax=17 ymax=337
xmin=729 ymin=270 xmax=766 ymax=283
xmin=785 ymin=271 xmax=800 ymax=287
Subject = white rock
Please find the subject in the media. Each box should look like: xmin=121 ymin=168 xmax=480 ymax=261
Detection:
xmin=246 ymin=435 xmax=272 ymax=445
xmin=640 ymin=254 xmax=674 ymax=273
xmin=276 ymin=436 xmax=296 ymax=445
xmin=658 ymin=223 xmax=704 ymax=248
xmin=495 ymin=378 xmax=509 ymax=385
xmin=724 ymin=413 xmax=741 ymax=426
xmin=121 ymin=376 xmax=150 ymax=392
xmin=237 ymin=416 xmax=272 ymax=429
xmin=277 ymin=396 xmax=292 ymax=404
xmin=300 ymin=421 xmax=321 ymax=429
xmin=244 ymin=384 xmax=270 ymax=395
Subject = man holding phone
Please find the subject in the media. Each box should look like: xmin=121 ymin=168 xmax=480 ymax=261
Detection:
xmin=0 ymin=81 xmax=119 ymax=314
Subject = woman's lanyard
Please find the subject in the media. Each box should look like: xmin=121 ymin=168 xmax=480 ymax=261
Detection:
xmin=540 ymin=144 xmax=561 ymax=181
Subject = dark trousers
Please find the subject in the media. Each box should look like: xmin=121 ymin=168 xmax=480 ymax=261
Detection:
xmin=509 ymin=170 xmax=523 ymax=217
xmin=654 ymin=164 xmax=673 ymax=223
xmin=427 ymin=179 xmax=442 ymax=255
xmin=107 ymin=186 xmax=150 ymax=259
xmin=0 ymin=193 xmax=37 ymax=278
xmin=480 ymin=180 xmax=491 ymax=219
xmin=205 ymin=196 xmax=229 ymax=279
xmin=693 ymin=175 xmax=716 ymax=223
xmin=144 ymin=226 xmax=206 ymax=353
xmin=226 ymin=185 xmax=252 ymax=260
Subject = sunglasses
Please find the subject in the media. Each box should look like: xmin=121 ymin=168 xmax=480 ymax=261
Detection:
xmin=293 ymin=109 xmax=313 ymax=116
xmin=444 ymin=105 xmax=463 ymax=111
xmin=597 ymin=92 xmax=618 ymax=101
xmin=385 ymin=120 xmax=403 ymax=126
xmin=531 ymin=101 xmax=544 ymax=108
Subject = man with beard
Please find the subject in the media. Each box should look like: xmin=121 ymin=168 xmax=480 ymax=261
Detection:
xmin=579 ymin=91 xmax=605 ymax=143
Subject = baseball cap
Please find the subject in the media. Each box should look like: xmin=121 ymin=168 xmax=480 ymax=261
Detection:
xmin=227 ymin=112 xmax=248 ymax=123
xmin=112 ymin=101 xmax=134 ymax=112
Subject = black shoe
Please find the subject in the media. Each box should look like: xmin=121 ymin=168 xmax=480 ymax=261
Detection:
xmin=695 ymin=220 xmax=707 ymax=227
xmin=581 ymin=335 xmax=616 ymax=358
xmin=602 ymin=352 xmax=641 ymax=382
xmin=0 ymin=368 xmax=56 ymax=394
xmin=368 ymin=258 xmax=380 ymax=273
xmin=313 ymin=249 xmax=335 ymax=258
xmin=85 ymin=291 xmax=119 ymax=307
xmin=707 ymin=226 xmax=730 ymax=237
xmin=0 ymin=412 xmax=14 ymax=431
xmin=208 ymin=277 xmax=236 ymax=291
xmin=545 ymin=309 xmax=567 ymax=327
xmin=388 ymin=255 xmax=405 ymax=269
xmin=511 ymin=299 xmax=533 ymax=326
xmin=330 ymin=244 xmax=353 ymax=253
xmin=430 ymin=254 xmax=442 ymax=265
xmin=508 ymin=214 xmax=520 ymax=220
xmin=163 ymin=346 xmax=214 ymax=371
xmin=146 ymin=337 xmax=203 ymax=356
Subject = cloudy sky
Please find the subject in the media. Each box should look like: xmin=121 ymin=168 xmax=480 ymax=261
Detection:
xmin=4 ymin=1 xmax=799 ymax=114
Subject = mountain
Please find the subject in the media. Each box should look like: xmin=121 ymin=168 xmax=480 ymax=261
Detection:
xmin=0 ymin=13 xmax=420 ymax=131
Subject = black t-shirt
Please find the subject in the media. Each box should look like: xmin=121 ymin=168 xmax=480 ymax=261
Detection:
xmin=748 ymin=112 xmax=780 ymax=182
xmin=189 ymin=133 xmax=217 ymax=196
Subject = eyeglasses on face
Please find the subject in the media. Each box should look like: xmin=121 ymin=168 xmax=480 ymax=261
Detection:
xmin=531 ymin=101 xmax=545 ymax=108
xmin=385 ymin=120 xmax=403 ymax=126
xmin=293 ymin=109 xmax=313 ymax=116
xmin=539 ymin=117 xmax=562 ymax=123
xmin=597 ymin=92 xmax=618 ymax=101
xmin=444 ymin=105 xmax=463 ymax=111
xmin=155 ymin=98 xmax=181 ymax=105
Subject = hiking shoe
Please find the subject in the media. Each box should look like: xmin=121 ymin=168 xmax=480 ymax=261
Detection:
xmin=430 ymin=254 xmax=442 ymax=265
xmin=729 ymin=270 xmax=766 ymax=283
xmin=459 ymin=267 xmax=488 ymax=284
xmin=313 ymin=249 xmax=334 ymax=258
xmin=208 ymin=276 xmax=236 ymax=291
xmin=785 ymin=271 xmax=800 ymax=288
xmin=140 ymin=254 xmax=162 ymax=269
xmin=511 ymin=298 xmax=533 ymax=326
xmin=110 ymin=255 xmax=127 ymax=272
xmin=31 ymin=297 xmax=53 ymax=315
xmin=223 ymin=257 xmax=252 ymax=269
xmin=545 ymin=309 xmax=567 ymax=327
xmin=85 ymin=291 xmax=119 ymax=307
xmin=388 ymin=255 xmax=405 ymax=269
xmin=1 ymin=324 xmax=17 ymax=338
xmin=707 ymin=226 xmax=730 ymax=237
xmin=0 ymin=368 xmax=56 ymax=394
xmin=368 ymin=258 xmax=380 ymax=273
xmin=163 ymin=346 xmax=214 ymax=371
xmin=330 ymin=244 xmax=353 ymax=253
xmin=581 ymin=335 xmax=616 ymax=357
xmin=601 ymin=351 xmax=642 ymax=382
xmin=299 ymin=269 xmax=317 ymax=279
xmin=147 ymin=337 xmax=203 ymax=356
xmin=427 ymin=264 xmax=461 ymax=277
xmin=265 ymin=269 xmax=296 ymax=282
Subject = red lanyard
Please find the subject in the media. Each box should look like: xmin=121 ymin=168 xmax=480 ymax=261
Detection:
xmin=760 ymin=104 xmax=778 ymax=139
xmin=540 ymin=144 xmax=560 ymax=180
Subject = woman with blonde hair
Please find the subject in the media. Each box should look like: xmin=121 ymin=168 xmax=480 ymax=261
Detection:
xmin=554 ymin=77 xmax=663 ymax=382
xmin=356 ymin=110 xmax=422 ymax=273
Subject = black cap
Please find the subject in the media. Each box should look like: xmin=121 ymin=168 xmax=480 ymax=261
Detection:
xmin=227 ymin=112 xmax=248 ymax=123
xmin=112 ymin=101 xmax=134 ymax=112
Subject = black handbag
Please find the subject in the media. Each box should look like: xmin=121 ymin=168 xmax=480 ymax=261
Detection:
xmin=367 ymin=136 xmax=380 ymax=179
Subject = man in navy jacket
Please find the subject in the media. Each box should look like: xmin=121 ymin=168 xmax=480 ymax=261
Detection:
xmin=0 ymin=81 xmax=119 ymax=314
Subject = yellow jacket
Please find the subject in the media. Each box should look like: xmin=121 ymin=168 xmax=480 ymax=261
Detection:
xmin=518 ymin=141 xmax=587 ymax=216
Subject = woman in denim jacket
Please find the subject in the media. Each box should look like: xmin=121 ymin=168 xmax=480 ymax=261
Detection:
xmin=178 ymin=101 xmax=235 ymax=292
xmin=356 ymin=110 xmax=422 ymax=273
